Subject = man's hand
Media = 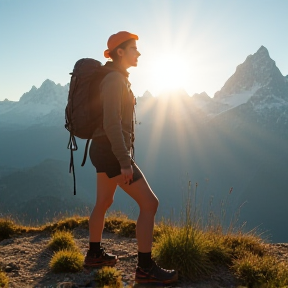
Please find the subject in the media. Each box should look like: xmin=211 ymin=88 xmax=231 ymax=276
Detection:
xmin=121 ymin=165 xmax=133 ymax=185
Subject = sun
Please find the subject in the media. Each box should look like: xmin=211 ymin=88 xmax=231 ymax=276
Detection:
xmin=149 ymin=53 xmax=192 ymax=96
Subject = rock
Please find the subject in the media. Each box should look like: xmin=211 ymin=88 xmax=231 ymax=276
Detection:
xmin=0 ymin=238 xmax=14 ymax=245
xmin=5 ymin=262 xmax=20 ymax=272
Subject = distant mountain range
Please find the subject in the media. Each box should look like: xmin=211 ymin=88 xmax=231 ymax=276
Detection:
xmin=0 ymin=80 xmax=68 ymax=129
xmin=0 ymin=46 xmax=287 ymax=242
xmin=0 ymin=159 xmax=93 ymax=224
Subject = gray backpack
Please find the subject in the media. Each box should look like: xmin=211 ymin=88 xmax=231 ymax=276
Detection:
xmin=65 ymin=58 xmax=111 ymax=194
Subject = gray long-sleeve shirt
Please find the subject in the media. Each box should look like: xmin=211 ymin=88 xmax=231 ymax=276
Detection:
xmin=92 ymin=62 xmax=135 ymax=169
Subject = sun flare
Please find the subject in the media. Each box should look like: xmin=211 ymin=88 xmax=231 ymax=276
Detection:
xmin=149 ymin=53 xmax=192 ymax=96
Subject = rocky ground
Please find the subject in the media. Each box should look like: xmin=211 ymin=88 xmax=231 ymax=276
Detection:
xmin=0 ymin=227 xmax=288 ymax=288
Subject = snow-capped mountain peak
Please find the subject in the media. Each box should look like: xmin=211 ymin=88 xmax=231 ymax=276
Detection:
xmin=19 ymin=79 xmax=67 ymax=106
xmin=0 ymin=79 xmax=68 ymax=128
xmin=213 ymin=46 xmax=286 ymax=109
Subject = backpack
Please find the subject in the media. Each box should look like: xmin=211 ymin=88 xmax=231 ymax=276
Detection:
xmin=65 ymin=58 xmax=111 ymax=195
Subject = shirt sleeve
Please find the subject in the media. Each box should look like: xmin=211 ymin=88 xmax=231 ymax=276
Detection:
xmin=100 ymin=71 xmax=131 ymax=169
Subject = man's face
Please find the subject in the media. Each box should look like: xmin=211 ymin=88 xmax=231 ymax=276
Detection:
xmin=120 ymin=39 xmax=141 ymax=69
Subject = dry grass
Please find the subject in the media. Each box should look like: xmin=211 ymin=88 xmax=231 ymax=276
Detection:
xmin=95 ymin=266 xmax=123 ymax=288
xmin=0 ymin=271 xmax=9 ymax=288
xmin=1 ymin=200 xmax=287 ymax=287
xmin=232 ymin=252 xmax=288 ymax=287
xmin=49 ymin=249 xmax=84 ymax=273
xmin=48 ymin=230 xmax=77 ymax=251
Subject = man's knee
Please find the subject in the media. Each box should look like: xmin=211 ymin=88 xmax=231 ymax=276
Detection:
xmin=151 ymin=198 xmax=159 ymax=214
xmin=96 ymin=197 xmax=114 ymax=211
xmin=141 ymin=196 xmax=159 ymax=214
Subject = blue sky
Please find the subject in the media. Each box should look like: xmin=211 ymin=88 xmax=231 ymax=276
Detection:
xmin=0 ymin=0 xmax=287 ymax=101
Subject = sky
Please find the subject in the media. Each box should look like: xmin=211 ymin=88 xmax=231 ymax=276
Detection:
xmin=0 ymin=0 xmax=287 ymax=101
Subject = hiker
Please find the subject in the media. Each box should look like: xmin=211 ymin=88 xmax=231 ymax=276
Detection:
xmin=84 ymin=31 xmax=178 ymax=284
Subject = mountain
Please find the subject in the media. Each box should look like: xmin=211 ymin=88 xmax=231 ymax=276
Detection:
xmin=209 ymin=46 xmax=288 ymax=135
xmin=0 ymin=159 xmax=93 ymax=224
xmin=0 ymin=79 xmax=68 ymax=129
xmin=0 ymin=46 xmax=287 ymax=241
xmin=214 ymin=45 xmax=288 ymax=107
xmin=194 ymin=46 xmax=288 ymax=124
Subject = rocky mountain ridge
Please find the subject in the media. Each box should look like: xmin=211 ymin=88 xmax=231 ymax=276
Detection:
xmin=0 ymin=80 xmax=68 ymax=128
xmin=1 ymin=46 xmax=287 ymax=130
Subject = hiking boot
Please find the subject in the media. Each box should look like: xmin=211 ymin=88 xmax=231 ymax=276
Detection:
xmin=84 ymin=248 xmax=117 ymax=267
xmin=135 ymin=260 xmax=178 ymax=284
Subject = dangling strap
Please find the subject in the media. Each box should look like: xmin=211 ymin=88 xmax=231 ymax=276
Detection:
xmin=81 ymin=139 xmax=91 ymax=167
xmin=67 ymin=134 xmax=78 ymax=195
xmin=70 ymin=148 xmax=76 ymax=195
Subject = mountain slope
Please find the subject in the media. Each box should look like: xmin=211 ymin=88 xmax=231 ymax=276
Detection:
xmin=0 ymin=159 xmax=93 ymax=224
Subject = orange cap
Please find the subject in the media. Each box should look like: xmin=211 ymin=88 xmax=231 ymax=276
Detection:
xmin=104 ymin=31 xmax=139 ymax=58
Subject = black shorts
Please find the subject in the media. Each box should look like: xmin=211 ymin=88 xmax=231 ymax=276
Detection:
xmin=89 ymin=136 xmax=143 ymax=183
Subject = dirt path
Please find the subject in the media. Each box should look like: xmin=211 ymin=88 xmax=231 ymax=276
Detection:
xmin=1 ymin=227 xmax=287 ymax=288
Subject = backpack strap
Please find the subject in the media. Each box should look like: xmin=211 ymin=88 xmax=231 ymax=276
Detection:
xmin=81 ymin=139 xmax=91 ymax=167
xmin=67 ymin=133 xmax=78 ymax=195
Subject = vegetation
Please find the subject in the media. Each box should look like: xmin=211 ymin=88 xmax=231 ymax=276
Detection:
xmin=153 ymin=223 xmax=214 ymax=279
xmin=49 ymin=249 xmax=84 ymax=273
xmin=0 ymin=215 xmax=89 ymax=238
xmin=1 ymin=188 xmax=288 ymax=287
xmin=48 ymin=230 xmax=77 ymax=251
xmin=0 ymin=271 xmax=9 ymax=288
xmin=152 ymin=183 xmax=288 ymax=286
xmin=233 ymin=253 xmax=288 ymax=288
xmin=95 ymin=266 xmax=123 ymax=288
xmin=0 ymin=218 xmax=17 ymax=241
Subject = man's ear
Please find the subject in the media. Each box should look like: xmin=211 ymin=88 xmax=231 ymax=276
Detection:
xmin=117 ymin=48 xmax=124 ymax=57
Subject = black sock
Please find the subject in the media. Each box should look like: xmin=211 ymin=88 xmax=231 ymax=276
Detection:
xmin=138 ymin=251 xmax=152 ymax=269
xmin=89 ymin=242 xmax=101 ymax=253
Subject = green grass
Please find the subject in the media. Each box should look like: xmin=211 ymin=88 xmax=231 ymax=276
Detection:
xmin=152 ymin=182 xmax=288 ymax=285
xmin=232 ymin=252 xmax=288 ymax=288
xmin=152 ymin=221 xmax=280 ymax=282
xmin=222 ymin=232 xmax=265 ymax=259
xmin=0 ymin=271 xmax=9 ymax=288
xmin=49 ymin=249 xmax=84 ymax=273
xmin=153 ymin=223 xmax=215 ymax=279
xmin=48 ymin=230 xmax=77 ymax=251
xmin=95 ymin=266 xmax=123 ymax=288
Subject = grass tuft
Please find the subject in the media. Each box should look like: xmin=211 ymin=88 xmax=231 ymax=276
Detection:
xmin=118 ymin=219 xmax=136 ymax=238
xmin=232 ymin=252 xmax=288 ymax=288
xmin=0 ymin=271 xmax=9 ymax=288
xmin=222 ymin=232 xmax=265 ymax=259
xmin=153 ymin=223 xmax=214 ymax=280
xmin=0 ymin=219 xmax=17 ymax=241
xmin=105 ymin=212 xmax=128 ymax=234
xmin=48 ymin=230 xmax=76 ymax=251
xmin=105 ymin=213 xmax=137 ymax=238
xmin=49 ymin=249 xmax=84 ymax=273
xmin=205 ymin=234 xmax=232 ymax=265
xmin=95 ymin=266 xmax=123 ymax=288
xmin=43 ymin=216 xmax=89 ymax=232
